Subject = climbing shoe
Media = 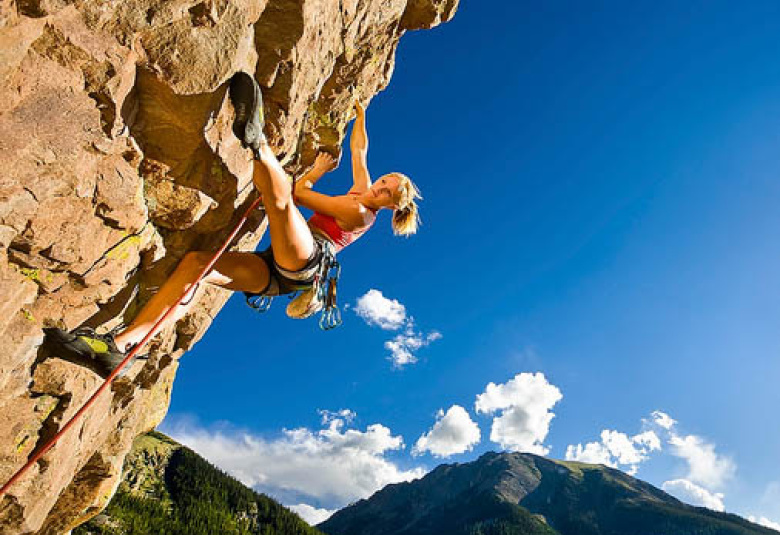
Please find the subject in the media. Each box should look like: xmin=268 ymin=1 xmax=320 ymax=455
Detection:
xmin=229 ymin=71 xmax=266 ymax=158
xmin=43 ymin=326 xmax=137 ymax=378
xmin=286 ymin=286 xmax=324 ymax=320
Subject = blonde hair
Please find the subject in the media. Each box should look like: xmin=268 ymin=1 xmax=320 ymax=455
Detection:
xmin=390 ymin=173 xmax=422 ymax=236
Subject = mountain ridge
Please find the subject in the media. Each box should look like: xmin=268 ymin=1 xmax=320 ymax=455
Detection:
xmin=319 ymin=451 xmax=777 ymax=535
xmin=74 ymin=430 xmax=324 ymax=535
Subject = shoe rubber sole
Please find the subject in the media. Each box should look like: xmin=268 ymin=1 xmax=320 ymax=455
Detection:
xmin=229 ymin=72 xmax=265 ymax=150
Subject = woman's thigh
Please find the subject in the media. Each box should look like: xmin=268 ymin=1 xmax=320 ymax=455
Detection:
xmin=202 ymin=251 xmax=270 ymax=293
xmin=265 ymin=204 xmax=316 ymax=272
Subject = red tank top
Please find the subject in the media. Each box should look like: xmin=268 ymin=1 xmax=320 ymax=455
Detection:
xmin=308 ymin=192 xmax=376 ymax=252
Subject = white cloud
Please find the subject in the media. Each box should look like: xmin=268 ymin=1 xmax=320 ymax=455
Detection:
xmin=668 ymin=433 xmax=735 ymax=489
xmin=645 ymin=410 xmax=736 ymax=490
xmin=634 ymin=430 xmax=662 ymax=451
xmin=565 ymin=429 xmax=661 ymax=475
xmin=650 ymin=410 xmax=677 ymax=430
xmin=385 ymin=326 xmax=442 ymax=368
xmin=475 ymin=372 xmax=562 ymax=455
xmin=567 ymin=409 xmax=735 ymax=492
xmin=289 ymin=503 xmax=335 ymax=525
xmin=354 ymin=289 xmax=407 ymax=330
xmin=319 ymin=409 xmax=356 ymax=428
xmin=662 ymin=479 xmax=725 ymax=511
xmin=565 ymin=440 xmax=613 ymax=466
xmin=163 ymin=412 xmax=425 ymax=509
xmin=355 ymin=290 xmax=441 ymax=367
xmin=412 ymin=405 xmax=481 ymax=458
xmin=602 ymin=430 xmax=659 ymax=466
xmin=748 ymin=516 xmax=780 ymax=532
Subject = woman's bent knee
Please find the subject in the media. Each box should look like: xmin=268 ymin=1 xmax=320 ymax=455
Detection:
xmin=263 ymin=194 xmax=292 ymax=214
xmin=205 ymin=252 xmax=270 ymax=293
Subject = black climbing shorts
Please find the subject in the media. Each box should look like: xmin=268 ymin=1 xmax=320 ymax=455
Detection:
xmin=244 ymin=236 xmax=329 ymax=298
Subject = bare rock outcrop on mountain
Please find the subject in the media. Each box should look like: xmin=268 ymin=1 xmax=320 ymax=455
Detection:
xmin=0 ymin=1 xmax=457 ymax=533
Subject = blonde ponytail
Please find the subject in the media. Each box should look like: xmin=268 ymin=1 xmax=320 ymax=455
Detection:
xmin=391 ymin=173 xmax=421 ymax=236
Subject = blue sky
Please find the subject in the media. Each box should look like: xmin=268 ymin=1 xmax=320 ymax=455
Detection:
xmin=162 ymin=1 xmax=780 ymax=527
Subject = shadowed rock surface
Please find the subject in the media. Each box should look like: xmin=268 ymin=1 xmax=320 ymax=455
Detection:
xmin=318 ymin=452 xmax=778 ymax=535
xmin=0 ymin=1 xmax=458 ymax=533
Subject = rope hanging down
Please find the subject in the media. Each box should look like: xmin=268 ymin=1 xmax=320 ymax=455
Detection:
xmin=0 ymin=196 xmax=264 ymax=498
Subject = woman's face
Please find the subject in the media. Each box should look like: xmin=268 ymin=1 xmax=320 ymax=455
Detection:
xmin=369 ymin=174 xmax=400 ymax=208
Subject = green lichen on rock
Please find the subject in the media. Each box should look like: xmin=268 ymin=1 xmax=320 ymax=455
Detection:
xmin=19 ymin=267 xmax=41 ymax=282
xmin=105 ymin=233 xmax=143 ymax=261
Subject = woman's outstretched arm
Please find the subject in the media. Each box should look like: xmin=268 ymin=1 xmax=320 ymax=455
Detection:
xmin=295 ymin=152 xmax=369 ymax=230
xmin=350 ymin=100 xmax=371 ymax=192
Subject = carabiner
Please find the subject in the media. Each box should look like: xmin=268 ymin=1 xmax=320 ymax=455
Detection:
xmin=246 ymin=294 xmax=273 ymax=312
xmin=319 ymin=306 xmax=342 ymax=330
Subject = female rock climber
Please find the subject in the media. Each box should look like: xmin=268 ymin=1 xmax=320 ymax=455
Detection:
xmin=44 ymin=72 xmax=421 ymax=377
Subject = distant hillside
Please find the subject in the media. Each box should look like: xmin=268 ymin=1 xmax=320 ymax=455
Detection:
xmin=74 ymin=431 xmax=323 ymax=535
xmin=319 ymin=451 xmax=777 ymax=535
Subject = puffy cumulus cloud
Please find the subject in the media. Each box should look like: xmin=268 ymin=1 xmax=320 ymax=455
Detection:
xmin=163 ymin=412 xmax=425 ymax=509
xmin=565 ymin=429 xmax=661 ymax=475
xmin=354 ymin=289 xmax=407 ymax=330
xmin=385 ymin=327 xmax=442 ymax=368
xmin=475 ymin=372 xmax=563 ymax=455
xmin=662 ymin=479 xmax=725 ymax=512
xmin=564 ymin=440 xmax=613 ymax=466
xmin=650 ymin=410 xmax=677 ymax=430
xmin=412 ymin=405 xmax=481 ymax=458
xmin=289 ymin=504 xmax=335 ymax=525
xmin=668 ymin=433 xmax=735 ymax=489
xmin=748 ymin=516 xmax=780 ymax=531
xmin=355 ymin=290 xmax=441 ymax=368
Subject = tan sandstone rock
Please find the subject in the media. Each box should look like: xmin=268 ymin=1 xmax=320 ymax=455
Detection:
xmin=0 ymin=1 xmax=458 ymax=533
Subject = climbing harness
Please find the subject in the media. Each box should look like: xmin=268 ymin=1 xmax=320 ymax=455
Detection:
xmin=245 ymin=237 xmax=343 ymax=331
xmin=245 ymin=151 xmax=344 ymax=330
xmin=0 ymin=196 xmax=263 ymax=498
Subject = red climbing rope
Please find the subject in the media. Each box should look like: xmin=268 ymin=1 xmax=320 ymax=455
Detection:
xmin=0 ymin=196 xmax=264 ymax=498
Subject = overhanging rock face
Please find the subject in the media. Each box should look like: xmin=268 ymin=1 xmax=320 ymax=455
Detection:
xmin=0 ymin=1 xmax=458 ymax=533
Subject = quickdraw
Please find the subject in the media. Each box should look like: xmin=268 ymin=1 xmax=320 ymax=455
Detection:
xmin=319 ymin=260 xmax=342 ymax=330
